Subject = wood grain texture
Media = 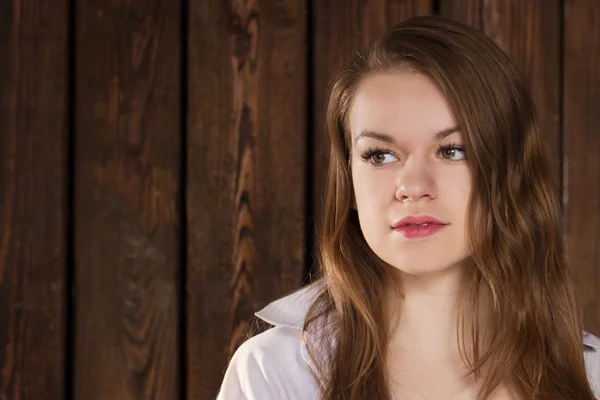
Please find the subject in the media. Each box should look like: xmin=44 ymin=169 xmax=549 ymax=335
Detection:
xmin=440 ymin=0 xmax=482 ymax=29
xmin=188 ymin=1 xmax=307 ymax=398
xmin=0 ymin=1 xmax=67 ymax=399
xmin=74 ymin=1 xmax=180 ymax=398
xmin=311 ymin=0 xmax=433 ymax=270
xmin=563 ymin=0 xmax=600 ymax=335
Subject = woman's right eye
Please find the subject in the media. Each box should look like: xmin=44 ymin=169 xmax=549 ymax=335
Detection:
xmin=360 ymin=148 xmax=398 ymax=166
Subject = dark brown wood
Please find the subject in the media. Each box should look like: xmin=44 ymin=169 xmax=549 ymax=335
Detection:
xmin=440 ymin=0 xmax=482 ymax=29
xmin=188 ymin=1 xmax=307 ymax=398
xmin=311 ymin=0 xmax=433 ymax=271
xmin=0 ymin=1 xmax=67 ymax=399
xmin=563 ymin=0 xmax=600 ymax=336
xmin=74 ymin=1 xmax=181 ymax=399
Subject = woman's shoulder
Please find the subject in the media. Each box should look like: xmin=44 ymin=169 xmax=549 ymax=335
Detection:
xmin=229 ymin=325 xmax=305 ymax=366
xmin=217 ymin=324 xmax=319 ymax=399
xmin=217 ymin=282 xmax=329 ymax=399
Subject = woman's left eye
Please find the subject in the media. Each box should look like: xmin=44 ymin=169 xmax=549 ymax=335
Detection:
xmin=438 ymin=144 xmax=467 ymax=162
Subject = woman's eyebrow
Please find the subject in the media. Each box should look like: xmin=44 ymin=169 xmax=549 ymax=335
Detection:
xmin=353 ymin=126 xmax=460 ymax=145
xmin=432 ymin=126 xmax=460 ymax=141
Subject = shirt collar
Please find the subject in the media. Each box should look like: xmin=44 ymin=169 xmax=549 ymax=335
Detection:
xmin=255 ymin=280 xmax=325 ymax=330
xmin=583 ymin=331 xmax=600 ymax=351
xmin=255 ymin=281 xmax=599 ymax=352
xmin=255 ymin=280 xmax=332 ymax=377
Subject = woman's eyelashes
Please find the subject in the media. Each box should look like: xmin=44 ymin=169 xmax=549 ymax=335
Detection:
xmin=438 ymin=142 xmax=467 ymax=162
xmin=359 ymin=146 xmax=396 ymax=166
xmin=359 ymin=142 xmax=467 ymax=167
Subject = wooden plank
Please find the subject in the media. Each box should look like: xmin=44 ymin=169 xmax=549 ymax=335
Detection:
xmin=74 ymin=1 xmax=181 ymax=399
xmin=311 ymin=0 xmax=433 ymax=272
xmin=0 ymin=1 xmax=67 ymax=399
xmin=442 ymin=1 xmax=561 ymax=177
xmin=187 ymin=0 xmax=307 ymax=398
xmin=440 ymin=0 xmax=482 ymax=29
xmin=563 ymin=0 xmax=600 ymax=335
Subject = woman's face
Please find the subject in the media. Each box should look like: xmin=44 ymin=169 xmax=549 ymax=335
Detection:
xmin=349 ymin=71 xmax=472 ymax=276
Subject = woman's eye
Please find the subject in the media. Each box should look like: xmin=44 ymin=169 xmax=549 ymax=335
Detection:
xmin=438 ymin=145 xmax=466 ymax=161
xmin=360 ymin=149 xmax=397 ymax=166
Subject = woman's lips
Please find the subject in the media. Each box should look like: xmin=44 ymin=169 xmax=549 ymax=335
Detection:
xmin=393 ymin=223 xmax=447 ymax=239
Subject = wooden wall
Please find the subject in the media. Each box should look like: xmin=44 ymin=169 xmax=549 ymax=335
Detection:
xmin=0 ymin=0 xmax=598 ymax=399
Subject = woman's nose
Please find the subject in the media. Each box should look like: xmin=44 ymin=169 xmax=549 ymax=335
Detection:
xmin=394 ymin=158 xmax=436 ymax=203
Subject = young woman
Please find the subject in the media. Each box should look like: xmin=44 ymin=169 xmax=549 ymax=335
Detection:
xmin=217 ymin=16 xmax=600 ymax=399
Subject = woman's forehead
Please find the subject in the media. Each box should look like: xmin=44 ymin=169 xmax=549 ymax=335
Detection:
xmin=349 ymin=72 xmax=458 ymax=143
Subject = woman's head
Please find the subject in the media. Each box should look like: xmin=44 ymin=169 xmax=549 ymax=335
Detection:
xmin=349 ymin=70 xmax=471 ymax=279
xmin=325 ymin=16 xmax=546 ymax=285
xmin=305 ymin=16 xmax=594 ymax=400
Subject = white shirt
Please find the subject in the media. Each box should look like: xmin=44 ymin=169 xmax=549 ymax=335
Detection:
xmin=217 ymin=281 xmax=600 ymax=399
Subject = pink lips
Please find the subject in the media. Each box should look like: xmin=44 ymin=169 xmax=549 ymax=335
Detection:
xmin=392 ymin=215 xmax=448 ymax=239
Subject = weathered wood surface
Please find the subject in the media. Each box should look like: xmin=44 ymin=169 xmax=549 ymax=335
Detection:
xmin=0 ymin=1 xmax=68 ymax=399
xmin=563 ymin=0 xmax=600 ymax=334
xmin=74 ymin=0 xmax=181 ymax=398
xmin=187 ymin=1 xmax=307 ymax=398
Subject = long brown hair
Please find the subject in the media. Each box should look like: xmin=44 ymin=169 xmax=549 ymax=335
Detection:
xmin=303 ymin=16 xmax=595 ymax=399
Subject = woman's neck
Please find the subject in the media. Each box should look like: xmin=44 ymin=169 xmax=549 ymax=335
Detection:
xmin=385 ymin=262 xmax=470 ymax=361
